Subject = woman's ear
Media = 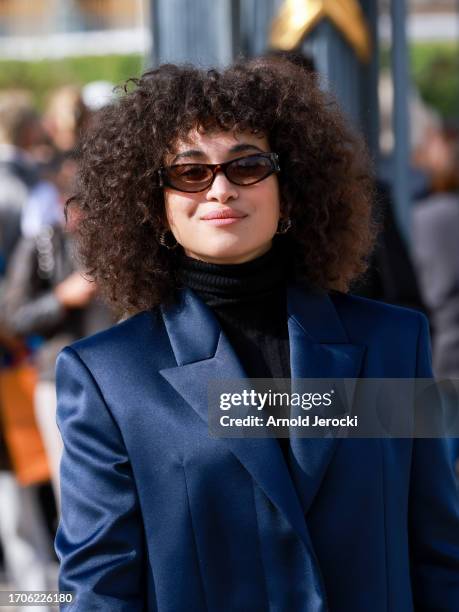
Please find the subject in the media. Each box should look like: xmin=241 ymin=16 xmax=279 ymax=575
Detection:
xmin=276 ymin=216 xmax=292 ymax=235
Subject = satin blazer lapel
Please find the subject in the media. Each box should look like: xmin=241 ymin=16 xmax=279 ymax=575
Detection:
xmin=159 ymin=289 xmax=311 ymax=550
xmin=158 ymin=285 xmax=366 ymax=536
xmin=287 ymin=285 xmax=366 ymax=513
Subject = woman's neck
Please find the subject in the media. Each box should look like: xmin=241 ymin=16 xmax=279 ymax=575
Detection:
xmin=178 ymin=240 xmax=289 ymax=306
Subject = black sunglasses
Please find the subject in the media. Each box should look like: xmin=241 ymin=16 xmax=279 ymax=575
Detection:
xmin=155 ymin=152 xmax=280 ymax=193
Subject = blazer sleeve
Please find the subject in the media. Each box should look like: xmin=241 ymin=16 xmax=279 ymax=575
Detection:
xmin=409 ymin=313 xmax=459 ymax=610
xmin=55 ymin=346 xmax=147 ymax=611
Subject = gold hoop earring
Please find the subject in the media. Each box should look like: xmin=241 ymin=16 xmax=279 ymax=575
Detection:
xmin=276 ymin=217 xmax=292 ymax=235
xmin=158 ymin=229 xmax=179 ymax=250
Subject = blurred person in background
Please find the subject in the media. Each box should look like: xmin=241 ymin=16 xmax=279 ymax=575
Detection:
xmin=1 ymin=185 xmax=115 ymax=502
xmin=42 ymin=85 xmax=90 ymax=156
xmin=0 ymin=90 xmax=57 ymax=610
xmin=411 ymin=125 xmax=459 ymax=469
xmin=20 ymin=83 xmax=114 ymax=243
xmin=0 ymin=149 xmax=114 ymax=600
xmin=378 ymin=74 xmax=439 ymax=201
xmin=20 ymin=85 xmax=91 ymax=242
xmin=0 ymin=91 xmax=44 ymax=276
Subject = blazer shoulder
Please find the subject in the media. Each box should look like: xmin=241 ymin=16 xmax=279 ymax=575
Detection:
xmin=329 ymin=291 xmax=428 ymax=341
xmin=60 ymin=308 xmax=169 ymax=370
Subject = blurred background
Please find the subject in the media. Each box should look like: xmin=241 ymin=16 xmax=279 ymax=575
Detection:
xmin=0 ymin=0 xmax=458 ymax=607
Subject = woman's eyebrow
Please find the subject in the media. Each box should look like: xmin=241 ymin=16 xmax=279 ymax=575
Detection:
xmin=228 ymin=143 xmax=265 ymax=155
xmin=170 ymin=143 xmax=265 ymax=164
xmin=170 ymin=149 xmax=205 ymax=163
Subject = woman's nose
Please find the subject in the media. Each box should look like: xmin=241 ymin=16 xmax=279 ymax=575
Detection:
xmin=205 ymin=170 xmax=238 ymax=203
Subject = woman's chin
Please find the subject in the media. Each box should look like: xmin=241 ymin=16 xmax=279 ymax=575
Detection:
xmin=184 ymin=240 xmax=272 ymax=264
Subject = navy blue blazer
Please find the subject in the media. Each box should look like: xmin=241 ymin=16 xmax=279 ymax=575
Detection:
xmin=55 ymin=284 xmax=459 ymax=611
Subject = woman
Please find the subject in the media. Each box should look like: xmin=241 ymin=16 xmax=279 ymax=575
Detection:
xmin=411 ymin=126 xmax=459 ymax=474
xmin=55 ymin=59 xmax=459 ymax=611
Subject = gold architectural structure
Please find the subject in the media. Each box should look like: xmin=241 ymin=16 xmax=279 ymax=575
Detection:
xmin=270 ymin=0 xmax=371 ymax=63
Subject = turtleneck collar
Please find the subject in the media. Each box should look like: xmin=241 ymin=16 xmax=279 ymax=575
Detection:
xmin=178 ymin=239 xmax=290 ymax=307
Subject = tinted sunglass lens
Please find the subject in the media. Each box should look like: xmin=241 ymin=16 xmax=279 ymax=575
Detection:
xmin=166 ymin=165 xmax=212 ymax=191
xmin=227 ymin=156 xmax=273 ymax=185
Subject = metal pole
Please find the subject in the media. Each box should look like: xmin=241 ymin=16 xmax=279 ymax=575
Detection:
xmin=148 ymin=0 xmax=238 ymax=68
xmin=390 ymin=0 xmax=411 ymax=241
xmin=149 ymin=0 xmax=158 ymax=67
xmin=359 ymin=0 xmax=379 ymax=167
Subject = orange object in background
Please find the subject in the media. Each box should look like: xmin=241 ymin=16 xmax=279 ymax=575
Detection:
xmin=0 ymin=365 xmax=51 ymax=486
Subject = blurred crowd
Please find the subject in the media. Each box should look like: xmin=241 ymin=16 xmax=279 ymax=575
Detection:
xmin=0 ymin=72 xmax=458 ymax=604
xmin=0 ymin=82 xmax=116 ymax=609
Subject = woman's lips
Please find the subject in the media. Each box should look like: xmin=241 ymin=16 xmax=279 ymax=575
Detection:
xmin=200 ymin=209 xmax=247 ymax=226
xmin=202 ymin=217 xmax=246 ymax=226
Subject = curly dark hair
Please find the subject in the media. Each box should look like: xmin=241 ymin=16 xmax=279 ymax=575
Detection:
xmin=72 ymin=57 xmax=376 ymax=316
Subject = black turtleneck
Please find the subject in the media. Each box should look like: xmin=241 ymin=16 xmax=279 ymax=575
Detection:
xmin=179 ymin=240 xmax=293 ymax=465
xmin=179 ymin=241 xmax=291 ymax=380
